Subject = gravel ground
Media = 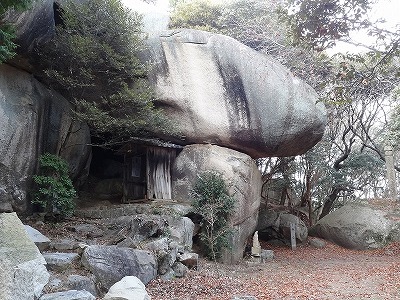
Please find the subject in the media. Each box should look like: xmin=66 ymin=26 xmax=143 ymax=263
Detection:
xmin=147 ymin=240 xmax=400 ymax=300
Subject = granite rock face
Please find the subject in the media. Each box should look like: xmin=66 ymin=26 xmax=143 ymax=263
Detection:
xmin=0 ymin=64 xmax=91 ymax=212
xmin=145 ymin=29 xmax=326 ymax=158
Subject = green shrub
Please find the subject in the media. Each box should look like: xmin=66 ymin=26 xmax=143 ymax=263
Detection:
xmin=191 ymin=171 xmax=236 ymax=261
xmin=32 ymin=153 xmax=76 ymax=219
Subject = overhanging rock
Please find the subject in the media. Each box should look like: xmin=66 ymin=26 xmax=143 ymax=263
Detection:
xmin=145 ymin=29 xmax=326 ymax=158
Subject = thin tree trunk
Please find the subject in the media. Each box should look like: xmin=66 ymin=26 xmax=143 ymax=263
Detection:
xmin=319 ymin=187 xmax=341 ymax=219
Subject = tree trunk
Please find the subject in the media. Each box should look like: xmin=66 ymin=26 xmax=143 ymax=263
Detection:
xmin=319 ymin=187 xmax=341 ymax=219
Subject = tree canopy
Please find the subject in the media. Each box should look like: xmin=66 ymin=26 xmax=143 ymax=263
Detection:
xmin=34 ymin=0 xmax=174 ymax=145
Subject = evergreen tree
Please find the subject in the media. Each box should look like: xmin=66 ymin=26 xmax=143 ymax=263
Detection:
xmin=34 ymin=0 xmax=174 ymax=144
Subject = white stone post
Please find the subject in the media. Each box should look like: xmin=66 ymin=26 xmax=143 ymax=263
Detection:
xmin=384 ymin=145 xmax=397 ymax=201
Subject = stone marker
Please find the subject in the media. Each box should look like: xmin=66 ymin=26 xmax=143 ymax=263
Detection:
xmin=384 ymin=145 xmax=398 ymax=200
xmin=290 ymin=223 xmax=297 ymax=250
xmin=251 ymin=231 xmax=261 ymax=257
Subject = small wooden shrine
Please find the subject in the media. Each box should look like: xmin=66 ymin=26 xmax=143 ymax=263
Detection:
xmin=118 ymin=138 xmax=182 ymax=203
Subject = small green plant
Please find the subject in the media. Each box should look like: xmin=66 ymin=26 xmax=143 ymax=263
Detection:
xmin=191 ymin=171 xmax=236 ymax=261
xmin=32 ymin=153 xmax=76 ymax=219
xmin=0 ymin=0 xmax=32 ymax=63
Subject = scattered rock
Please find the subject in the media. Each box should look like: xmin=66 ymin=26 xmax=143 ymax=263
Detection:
xmin=67 ymin=224 xmax=104 ymax=238
xmin=309 ymin=238 xmax=327 ymax=249
xmin=116 ymin=237 xmax=137 ymax=248
xmin=0 ymin=212 xmax=50 ymax=300
xmin=67 ymin=275 xmax=98 ymax=297
xmin=178 ymin=252 xmax=199 ymax=269
xmin=81 ymin=245 xmax=157 ymax=290
xmin=260 ymin=250 xmax=274 ymax=262
xmin=172 ymin=262 xmax=189 ymax=278
xmin=51 ymin=239 xmax=79 ymax=251
xmin=39 ymin=290 xmax=95 ymax=300
xmin=46 ymin=274 xmax=62 ymax=290
xmin=157 ymin=251 xmax=175 ymax=275
xmin=42 ymin=253 xmax=80 ymax=272
xmin=103 ymin=276 xmax=150 ymax=300
xmin=169 ymin=217 xmax=195 ymax=250
xmin=103 ymin=215 xmax=168 ymax=245
xmin=24 ymin=225 xmax=51 ymax=252
xmin=159 ymin=268 xmax=175 ymax=281
xmin=231 ymin=296 xmax=258 ymax=300
xmin=142 ymin=237 xmax=169 ymax=253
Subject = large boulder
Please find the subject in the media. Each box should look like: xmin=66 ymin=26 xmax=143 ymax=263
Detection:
xmin=145 ymin=29 xmax=326 ymax=158
xmin=309 ymin=204 xmax=399 ymax=249
xmin=81 ymin=245 xmax=157 ymax=290
xmin=0 ymin=212 xmax=50 ymax=300
xmin=0 ymin=64 xmax=91 ymax=212
xmin=172 ymin=144 xmax=262 ymax=263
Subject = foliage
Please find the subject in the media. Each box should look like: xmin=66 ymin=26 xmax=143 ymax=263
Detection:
xmin=169 ymin=0 xmax=332 ymax=92
xmin=34 ymin=0 xmax=174 ymax=144
xmin=278 ymin=0 xmax=374 ymax=51
xmin=0 ymin=0 xmax=32 ymax=63
xmin=191 ymin=171 xmax=236 ymax=261
xmin=32 ymin=153 xmax=76 ymax=219
xmin=170 ymin=0 xmax=221 ymax=32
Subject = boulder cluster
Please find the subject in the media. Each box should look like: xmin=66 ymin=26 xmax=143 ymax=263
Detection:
xmin=1 ymin=210 xmax=199 ymax=299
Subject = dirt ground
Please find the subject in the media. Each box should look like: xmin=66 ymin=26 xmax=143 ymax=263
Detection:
xmin=147 ymin=240 xmax=400 ymax=300
xmin=26 ymin=198 xmax=400 ymax=300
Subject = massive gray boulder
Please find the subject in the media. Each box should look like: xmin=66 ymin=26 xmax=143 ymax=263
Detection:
xmin=0 ymin=212 xmax=50 ymax=300
xmin=309 ymin=204 xmax=399 ymax=249
xmin=0 ymin=64 xmax=91 ymax=212
xmin=146 ymin=29 xmax=326 ymax=158
xmin=172 ymin=144 xmax=262 ymax=263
